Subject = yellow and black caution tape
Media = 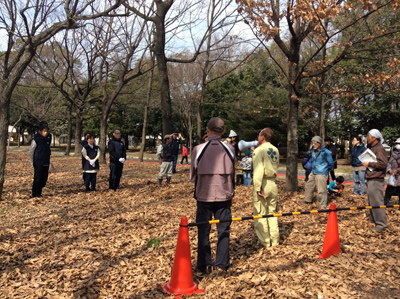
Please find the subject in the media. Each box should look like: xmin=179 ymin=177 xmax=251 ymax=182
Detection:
xmin=187 ymin=204 xmax=400 ymax=227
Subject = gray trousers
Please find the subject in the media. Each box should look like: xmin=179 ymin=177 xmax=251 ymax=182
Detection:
xmin=367 ymin=180 xmax=387 ymax=229
xmin=304 ymin=173 xmax=328 ymax=209
xmin=158 ymin=161 xmax=173 ymax=179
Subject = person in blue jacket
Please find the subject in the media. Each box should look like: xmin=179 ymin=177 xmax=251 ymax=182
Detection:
xmin=304 ymin=136 xmax=334 ymax=209
xmin=351 ymin=136 xmax=366 ymax=195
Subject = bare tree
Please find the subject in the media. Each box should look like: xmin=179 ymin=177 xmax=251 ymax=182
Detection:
xmin=31 ymin=26 xmax=104 ymax=155
xmin=95 ymin=10 xmax=150 ymax=163
xmin=0 ymin=0 xmax=123 ymax=200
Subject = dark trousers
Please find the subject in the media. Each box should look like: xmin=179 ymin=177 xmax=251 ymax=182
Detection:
xmin=84 ymin=172 xmax=97 ymax=192
xmin=172 ymin=154 xmax=178 ymax=173
xmin=196 ymin=200 xmax=231 ymax=271
xmin=327 ymin=170 xmax=336 ymax=184
xmin=180 ymin=156 xmax=188 ymax=164
xmin=32 ymin=165 xmax=49 ymax=197
xmin=305 ymin=169 xmax=312 ymax=182
xmin=109 ymin=162 xmax=123 ymax=190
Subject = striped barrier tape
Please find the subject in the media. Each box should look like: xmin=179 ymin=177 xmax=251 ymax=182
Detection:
xmin=187 ymin=204 xmax=400 ymax=227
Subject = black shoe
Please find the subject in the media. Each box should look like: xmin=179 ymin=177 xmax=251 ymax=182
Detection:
xmin=197 ymin=266 xmax=212 ymax=275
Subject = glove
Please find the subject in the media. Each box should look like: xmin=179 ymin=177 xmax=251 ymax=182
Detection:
xmin=89 ymin=159 xmax=96 ymax=167
xmin=119 ymin=158 xmax=126 ymax=164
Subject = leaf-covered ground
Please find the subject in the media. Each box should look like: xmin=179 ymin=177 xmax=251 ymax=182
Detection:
xmin=1 ymin=152 xmax=399 ymax=298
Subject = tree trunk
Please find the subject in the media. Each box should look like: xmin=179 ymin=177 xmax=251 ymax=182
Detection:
xmin=99 ymin=114 xmax=108 ymax=164
xmin=0 ymin=93 xmax=10 ymax=200
xmin=64 ymin=104 xmax=73 ymax=156
xmin=153 ymin=1 xmax=174 ymax=136
xmin=139 ymin=55 xmax=155 ymax=163
xmin=285 ymin=61 xmax=299 ymax=192
xmin=74 ymin=109 xmax=83 ymax=156
xmin=319 ymin=95 xmax=325 ymax=139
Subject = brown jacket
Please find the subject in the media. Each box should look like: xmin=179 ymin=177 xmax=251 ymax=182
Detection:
xmin=190 ymin=134 xmax=235 ymax=202
xmin=365 ymin=143 xmax=388 ymax=181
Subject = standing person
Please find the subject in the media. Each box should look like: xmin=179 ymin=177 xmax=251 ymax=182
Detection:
xmin=171 ymin=133 xmax=184 ymax=173
xmin=351 ymin=136 xmax=366 ymax=195
xmin=325 ymin=137 xmax=337 ymax=184
xmin=156 ymin=134 xmax=173 ymax=186
xmin=108 ymin=129 xmax=126 ymax=191
xmin=304 ymin=136 xmax=334 ymax=209
xmin=384 ymin=138 xmax=400 ymax=209
xmin=180 ymin=143 xmax=188 ymax=165
xmin=29 ymin=123 xmax=51 ymax=198
xmin=190 ymin=117 xmax=235 ymax=273
xmin=252 ymin=128 xmax=280 ymax=247
xmin=302 ymin=146 xmax=313 ymax=182
xmin=362 ymin=129 xmax=388 ymax=232
xmin=81 ymin=134 xmax=100 ymax=193
xmin=241 ymin=149 xmax=252 ymax=186
xmin=79 ymin=132 xmax=91 ymax=184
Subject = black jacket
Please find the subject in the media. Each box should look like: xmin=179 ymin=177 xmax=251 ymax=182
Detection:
xmin=162 ymin=143 xmax=173 ymax=162
xmin=33 ymin=132 xmax=51 ymax=167
xmin=108 ymin=137 xmax=126 ymax=163
xmin=83 ymin=145 xmax=100 ymax=170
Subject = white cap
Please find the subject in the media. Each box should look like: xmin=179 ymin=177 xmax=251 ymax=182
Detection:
xmin=395 ymin=138 xmax=400 ymax=144
xmin=228 ymin=130 xmax=237 ymax=137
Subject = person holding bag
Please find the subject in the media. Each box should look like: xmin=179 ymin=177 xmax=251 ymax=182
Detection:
xmin=384 ymin=138 xmax=400 ymax=210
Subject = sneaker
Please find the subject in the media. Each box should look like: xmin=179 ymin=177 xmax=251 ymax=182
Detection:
xmin=371 ymin=226 xmax=386 ymax=233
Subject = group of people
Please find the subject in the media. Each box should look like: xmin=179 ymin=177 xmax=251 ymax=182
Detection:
xmin=29 ymin=119 xmax=398 ymax=276
xmin=303 ymin=129 xmax=394 ymax=233
xmin=30 ymin=126 xmax=127 ymax=196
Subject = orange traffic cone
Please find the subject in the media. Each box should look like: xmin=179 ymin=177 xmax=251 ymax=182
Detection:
xmin=162 ymin=216 xmax=205 ymax=298
xmin=319 ymin=203 xmax=341 ymax=259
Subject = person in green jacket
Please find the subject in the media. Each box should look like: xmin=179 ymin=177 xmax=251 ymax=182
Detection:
xmin=252 ymin=128 xmax=280 ymax=247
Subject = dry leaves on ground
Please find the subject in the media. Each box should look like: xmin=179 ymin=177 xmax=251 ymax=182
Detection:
xmin=1 ymin=152 xmax=399 ymax=298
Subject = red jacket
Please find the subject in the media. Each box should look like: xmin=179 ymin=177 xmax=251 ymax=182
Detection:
xmin=182 ymin=146 xmax=188 ymax=157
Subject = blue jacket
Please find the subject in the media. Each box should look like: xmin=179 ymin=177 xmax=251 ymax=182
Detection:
xmin=351 ymin=144 xmax=366 ymax=167
xmin=312 ymin=146 xmax=334 ymax=175
xmin=302 ymin=150 xmax=313 ymax=170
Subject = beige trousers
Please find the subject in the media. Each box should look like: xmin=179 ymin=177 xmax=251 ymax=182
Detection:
xmin=252 ymin=179 xmax=279 ymax=247
xmin=304 ymin=173 xmax=328 ymax=208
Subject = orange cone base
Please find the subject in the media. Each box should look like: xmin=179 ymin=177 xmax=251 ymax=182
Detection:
xmin=161 ymin=282 xmax=205 ymax=298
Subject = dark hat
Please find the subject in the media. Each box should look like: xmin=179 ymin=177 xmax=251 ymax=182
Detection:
xmin=207 ymin=117 xmax=225 ymax=133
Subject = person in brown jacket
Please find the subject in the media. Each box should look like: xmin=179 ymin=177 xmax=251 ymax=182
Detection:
xmin=190 ymin=117 xmax=235 ymax=274
xmin=362 ymin=129 xmax=388 ymax=232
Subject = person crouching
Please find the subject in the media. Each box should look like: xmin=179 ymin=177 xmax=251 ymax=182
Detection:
xmin=328 ymin=176 xmax=345 ymax=197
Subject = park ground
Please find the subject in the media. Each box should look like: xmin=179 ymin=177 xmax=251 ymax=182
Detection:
xmin=1 ymin=151 xmax=400 ymax=298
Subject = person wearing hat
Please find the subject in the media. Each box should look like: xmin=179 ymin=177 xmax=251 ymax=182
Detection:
xmin=362 ymin=129 xmax=388 ymax=232
xmin=351 ymin=136 xmax=366 ymax=195
xmin=252 ymin=128 xmax=280 ymax=247
xmin=156 ymin=134 xmax=173 ymax=186
xmin=383 ymin=137 xmax=400 ymax=210
xmin=224 ymin=130 xmax=237 ymax=146
xmin=190 ymin=117 xmax=235 ymax=274
xmin=324 ymin=137 xmax=337 ymax=184
xmin=304 ymin=136 xmax=334 ymax=209
xmin=108 ymin=129 xmax=126 ymax=191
